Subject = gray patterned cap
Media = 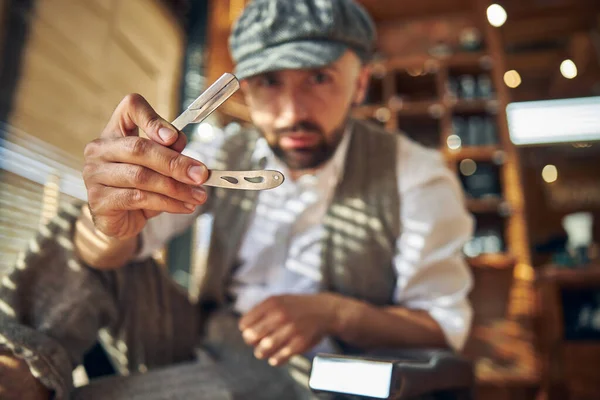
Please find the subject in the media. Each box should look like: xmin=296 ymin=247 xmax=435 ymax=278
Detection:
xmin=229 ymin=0 xmax=376 ymax=80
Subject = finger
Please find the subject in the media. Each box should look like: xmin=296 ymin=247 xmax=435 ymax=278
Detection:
xmin=91 ymin=187 xmax=197 ymax=216
xmin=254 ymin=323 xmax=295 ymax=360
xmin=241 ymin=311 xmax=285 ymax=346
xmin=268 ymin=336 xmax=307 ymax=366
xmin=105 ymin=93 xmax=180 ymax=147
xmin=239 ymin=300 xmax=273 ymax=332
xmin=90 ymin=163 xmax=207 ymax=205
xmin=84 ymin=136 xmax=208 ymax=185
xmin=169 ymin=130 xmax=188 ymax=153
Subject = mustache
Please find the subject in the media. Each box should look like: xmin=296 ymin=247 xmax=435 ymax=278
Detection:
xmin=274 ymin=120 xmax=324 ymax=136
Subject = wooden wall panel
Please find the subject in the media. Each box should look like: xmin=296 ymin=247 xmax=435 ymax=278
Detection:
xmin=117 ymin=0 xmax=182 ymax=67
xmin=36 ymin=0 xmax=110 ymax=61
xmin=25 ymin=14 xmax=108 ymax=93
xmin=102 ymin=41 xmax=157 ymax=99
xmin=8 ymin=0 xmax=184 ymax=163
xmin=87 ymin=0 xmax=116 ymax=14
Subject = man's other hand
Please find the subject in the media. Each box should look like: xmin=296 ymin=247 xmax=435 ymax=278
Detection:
xmin=239 ymin=294 xmax=340 ymax=366
xmin=82 ymin=93 xmax=209 ymax=240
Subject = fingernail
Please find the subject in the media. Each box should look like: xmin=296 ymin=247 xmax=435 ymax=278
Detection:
xmin=192 ymin=188 xmax=206 ymax=203
xmin=268 ymin=358 xmax=278 ymax=366
xmin=184 ymin=203 xmax=196 ymax=211
xmin=158 ymin=127 xmax=176 ymax=143
xmin=188 ymin=165 xmax=207 ymax=183
xmin=261 ymin=338 xmax=273 ymax=349
xmin=243 ymin=329 xmax=256 ymax=341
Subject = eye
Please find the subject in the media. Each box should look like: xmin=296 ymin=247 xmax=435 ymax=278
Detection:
xmin=256 ymin=73 xmax=281 ymax=88
xmin=309 ymin=71 xmax=332 ymax=85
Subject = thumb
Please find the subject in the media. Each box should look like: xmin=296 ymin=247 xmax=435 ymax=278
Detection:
xmin=143 ymin=210 xmax=162 ymax=219
xmin=106 ymin=93 xmax=180 ymax=147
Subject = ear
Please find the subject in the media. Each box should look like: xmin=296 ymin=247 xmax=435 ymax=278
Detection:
xmin=352 ymin=65 xmax=371 ymax=106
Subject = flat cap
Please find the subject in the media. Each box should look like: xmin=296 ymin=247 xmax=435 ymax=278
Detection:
xmin=229 ymin=0 xmax=376 ymax=80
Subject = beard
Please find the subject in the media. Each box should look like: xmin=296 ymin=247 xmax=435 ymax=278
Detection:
xmin=265 ymin=115 xmax=349 ymax=171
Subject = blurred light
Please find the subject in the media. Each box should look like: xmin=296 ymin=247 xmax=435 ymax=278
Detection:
xmin=224 ymin=121 xmax=242 ymax=135
xmin=371 ymin=63 xmax=387 ymax=78
xmin=375 ymin=107 xmax=391 ymax=122
xmin=542 ymin=164 xmax=558 ymax=183
xmin=406 ymin=67 xmax=424 ymax=77
xmin=560 ymin=59 xmax=578 ymax=79
xmin=487 ymin=4 xmax=507 ymax=27
xmin=424 ymin=59 xmax=440 ymax=73
xmin=447 ymin=134 xmax=462 ymax=150
xmin=428 ymin=104 xmax=444 ymax=119
xmin=572 ymin=143 xmax=592 ymax=148
xmin=503 ymin=70 xmax=522 ymax=88
xmin=194 ymin=122 xmax=215 ymax=142
xmin=460 ymin=159 xmax=477 ymax=176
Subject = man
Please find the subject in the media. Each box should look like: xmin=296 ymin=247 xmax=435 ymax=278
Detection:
xmin=0 ymin=0 xmax=474 ymax=399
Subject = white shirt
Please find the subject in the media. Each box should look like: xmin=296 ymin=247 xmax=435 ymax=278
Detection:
xmin=138 ymin=124 xmax=475 ymax=352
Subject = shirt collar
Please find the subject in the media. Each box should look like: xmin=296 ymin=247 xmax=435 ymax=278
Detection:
xmin=251 ymin=121 xmax=354 ymax=186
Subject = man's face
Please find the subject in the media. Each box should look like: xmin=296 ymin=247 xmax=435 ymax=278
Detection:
xmin=241 ymin=51 xmax=370 ymax=171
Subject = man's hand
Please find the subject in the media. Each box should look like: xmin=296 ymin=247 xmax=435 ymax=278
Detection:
xmin=240 ymin=293 xmax=450 ymax=366
xmin=82 ymin=93 xmax=209 ymax=239
xmin=239 ymin=294 xmax=340 ymax=366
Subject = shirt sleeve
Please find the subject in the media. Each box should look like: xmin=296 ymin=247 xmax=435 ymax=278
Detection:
xmin=135 ymin=125 xmax=227 ymax=260
xmin=393 ymin=136 xmax=475 ymax=351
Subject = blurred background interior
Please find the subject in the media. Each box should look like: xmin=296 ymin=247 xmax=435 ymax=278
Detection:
xmin=1 ymin=0 xmax=600 ymax=399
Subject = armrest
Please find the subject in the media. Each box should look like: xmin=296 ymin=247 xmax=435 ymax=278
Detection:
xmin=308 ymin=349 xmax=474 ymax=399
xmin=73 ymin=359 xmax=232 ymax=400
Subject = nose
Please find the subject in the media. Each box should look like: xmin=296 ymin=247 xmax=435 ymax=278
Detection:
xmin=277 ymin=87 xmax=309 ymax=127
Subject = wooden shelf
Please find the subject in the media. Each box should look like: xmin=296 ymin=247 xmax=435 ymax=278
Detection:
xmin=468 ymin=319 xmax=539 ymax=386
xmin=450 ymin=99 xmax=499 ymax=114
xmin=466 ymin=197 xmax=505 ymax=214
xmin=352 ymin=104 xmax=391 ymax=124
xmin=392 ymin=99 xmax=443 ymax=118
xmin=476 ymin=361 xmax=540 ymax=386
xmin=535 ymin=264 xmax=600 ymax=286
xmin=477 ymin=369 xmax=540 ymax=387
xmin=378 ymin=51 xmax=491 ymax=72
xmin=353 ymin=104 xmax=380 ymax=116
xmin=468 ymin=253 xmax=516 ymax=270
xmin=355 ymin=101 xmax=445 ymax=119
xmin=563 ymin=342 xmax=600 ymax=352
xmin=445 ymin=146 xmax=503 ymax=162
xmin=445 ymin=51 xmax=492 ymax=69
xmin=381 ymin=54 xmax=442 ymax=71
